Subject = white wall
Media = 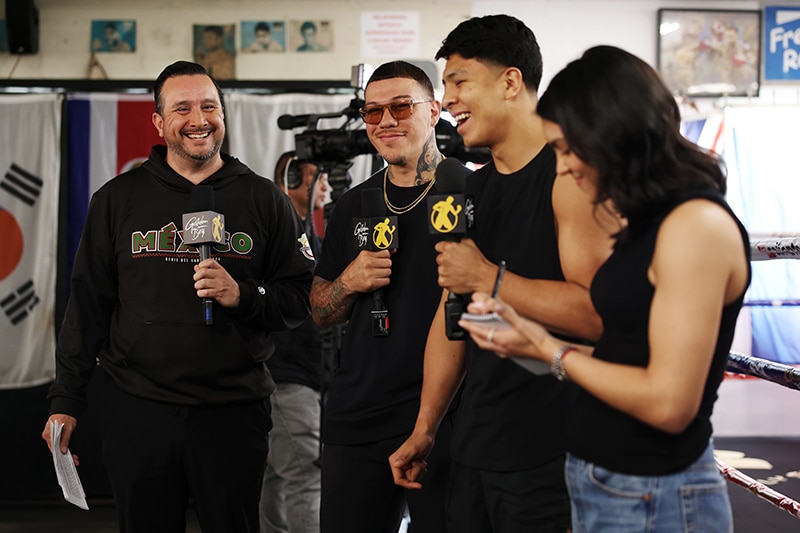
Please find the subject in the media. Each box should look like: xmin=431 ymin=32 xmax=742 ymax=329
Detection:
xmin=474 ymin=0 xmax=764 ymax=90
xmin=4 ymin=0 xmax=798 ymax=101
xmin=477 ymin=0 xmax=800 ymax=114
xmin=0 ymin=0 xmax=473 ymax=82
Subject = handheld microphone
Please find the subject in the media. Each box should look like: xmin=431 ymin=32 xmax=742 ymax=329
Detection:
xmin=355 ymin=187 xmax=398 ymax=336
xmin=427 ymin=158 xmax=472 ymax=238
xmin=427 ymin=158 xmax=473 ymax=340
xmin=183 ymin=185 xmax=225 ymax=325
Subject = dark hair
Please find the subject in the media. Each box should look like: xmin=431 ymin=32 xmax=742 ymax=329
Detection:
xmin=300 ymin=21 xmax=317 ymax=34
xmin=436 ymin=14 xmax=543 ymax=92
xmin=366 ymin=60 xmax=435 ymax=100
xmin=204 ymin=25 xmax=224 ymax=37
xmin=255 ymin=22 xmax=270 ymax=33
xmin=153 ymin=61 xmax=224 ymax=115
xmin=537 ymin=45 xmax=726 ymax=221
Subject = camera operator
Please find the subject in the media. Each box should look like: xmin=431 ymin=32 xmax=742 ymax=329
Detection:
xmin=310 ymin=61 xmax=456 ymax=532
xmin=260 ymin=151 xmax=328 ymax=533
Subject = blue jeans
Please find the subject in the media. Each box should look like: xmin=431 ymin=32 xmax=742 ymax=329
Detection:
xmin=260 ymin=382 xmax=321 ymax=533
xmin=565 ymin=441 xmax=732 ymax=532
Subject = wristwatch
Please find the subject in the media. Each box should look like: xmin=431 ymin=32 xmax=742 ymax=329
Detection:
xmin=550 ymin=345 xmax=576 ymax=381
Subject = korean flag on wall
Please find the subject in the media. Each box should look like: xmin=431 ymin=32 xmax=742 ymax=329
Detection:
xmin=0 ymin=94 xmax=61 ymax=388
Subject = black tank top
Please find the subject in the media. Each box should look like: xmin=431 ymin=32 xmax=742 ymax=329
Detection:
xmin=567 ymin=187 xmax=751 ymax=475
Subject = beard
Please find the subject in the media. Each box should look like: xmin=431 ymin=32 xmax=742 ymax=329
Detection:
xmin=167 ymin=133 xmax=222 ymax=164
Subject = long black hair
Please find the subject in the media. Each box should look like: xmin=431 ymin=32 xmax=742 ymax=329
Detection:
xmin=538 ymin=45 xmax=725 ymax=220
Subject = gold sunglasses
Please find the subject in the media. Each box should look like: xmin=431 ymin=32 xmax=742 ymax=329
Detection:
xmin=358 ymin=99 xmax=432 ymax=125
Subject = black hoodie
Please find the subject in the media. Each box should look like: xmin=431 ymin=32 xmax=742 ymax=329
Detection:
xmin=49 ymin=146 xmax=315 ymax=416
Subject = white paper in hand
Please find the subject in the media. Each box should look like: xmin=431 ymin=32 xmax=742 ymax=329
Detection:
xmin=50 ymin=420 xmax=89 ymax=510
xmin=460 ymin=312 xmax=551 ymax=375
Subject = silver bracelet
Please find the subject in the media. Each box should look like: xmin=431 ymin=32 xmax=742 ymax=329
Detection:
xmin=551 ymin=345 xmax=576 ymax=381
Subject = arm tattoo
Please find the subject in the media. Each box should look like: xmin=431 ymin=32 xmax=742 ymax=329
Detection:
xmin=310 ymin=276 xmax=358 ymax=328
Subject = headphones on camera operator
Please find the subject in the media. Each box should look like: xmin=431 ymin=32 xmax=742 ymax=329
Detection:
xmin=275 ymin=151 xmax=322 ymax=254
xmin=276 ymin=150 xmax=304 ymax=190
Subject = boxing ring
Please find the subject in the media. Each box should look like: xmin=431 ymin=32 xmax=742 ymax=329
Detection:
xmin=715 ymin=234 xmax=800 ymax=520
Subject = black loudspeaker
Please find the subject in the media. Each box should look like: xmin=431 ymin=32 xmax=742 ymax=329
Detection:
xmin=5 ymin=0 xmax=39 ymax=54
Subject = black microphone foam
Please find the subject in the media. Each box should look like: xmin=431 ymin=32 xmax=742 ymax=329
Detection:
xmin=354 ymin=187 xmax=398 ymax=252
xmin=428 ymin=158 xmax=471 ymax=239
xmin=431 ymin=159 xmax=473 ymax=341
xmin=360 ymin=187 xmax=392 ymax=336
xmin=185 ymin=185 xmax=221 ymax=326
xmin=435 ymin=158 xmax=472 ymax=194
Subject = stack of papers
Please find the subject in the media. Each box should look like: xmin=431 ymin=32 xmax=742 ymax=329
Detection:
xmin=50 ymin=420 xmax=89 ymax=510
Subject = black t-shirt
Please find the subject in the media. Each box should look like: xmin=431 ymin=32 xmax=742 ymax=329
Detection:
xmin=314 ymin=171 xmax=444 ymax=445
xmin=451 ymin=146 xmax=578 ymax=472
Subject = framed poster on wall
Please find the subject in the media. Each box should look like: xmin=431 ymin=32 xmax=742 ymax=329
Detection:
xmin=241 ymin=20 xmax=286 ymax=53
xmin=193 ymin=24 xmax=236 ymax=80
xmin=657 ymin=9 xmax=761 ymax=97
xmin=288 ymin=20 xmax=333 ymax=53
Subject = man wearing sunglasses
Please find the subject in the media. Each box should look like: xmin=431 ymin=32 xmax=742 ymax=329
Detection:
xmin=310 ymin=61 xmax=455 ymax=532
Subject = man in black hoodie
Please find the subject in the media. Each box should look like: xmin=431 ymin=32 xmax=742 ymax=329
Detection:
xmin=42 ymin=61 xmax=314 ymax=533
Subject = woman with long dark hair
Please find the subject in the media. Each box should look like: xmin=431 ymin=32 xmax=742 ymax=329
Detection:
xmin=459 ymin=45 xmax=751 ymax=532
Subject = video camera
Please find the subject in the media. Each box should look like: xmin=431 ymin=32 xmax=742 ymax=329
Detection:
xmin=277 ymin=65 xmax=378 ymax=201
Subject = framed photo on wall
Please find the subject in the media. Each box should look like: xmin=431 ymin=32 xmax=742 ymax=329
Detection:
xmin=91 ymin=19 xmax=136 ymax=53
xmin=193 ymin=24 xmax=236 ymax=80
xmin=241 ymin=20 xmax=285 ymax=53
xmin=657 ymin=9 xmax=761 ymax=97
xmin=288 ymin=20 xmax=333 ymax=53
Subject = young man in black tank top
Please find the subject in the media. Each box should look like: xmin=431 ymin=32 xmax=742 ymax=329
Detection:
xmin=459 ymin=45 xmax=750 ymax=533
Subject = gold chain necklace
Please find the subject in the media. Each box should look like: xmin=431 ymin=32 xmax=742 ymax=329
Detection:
xmin=383 ymin=167 xmax=436 ymax=215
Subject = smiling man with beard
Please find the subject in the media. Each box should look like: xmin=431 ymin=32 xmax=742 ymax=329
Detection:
xmin=43 ymin=61 xmax=314 ymax=533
